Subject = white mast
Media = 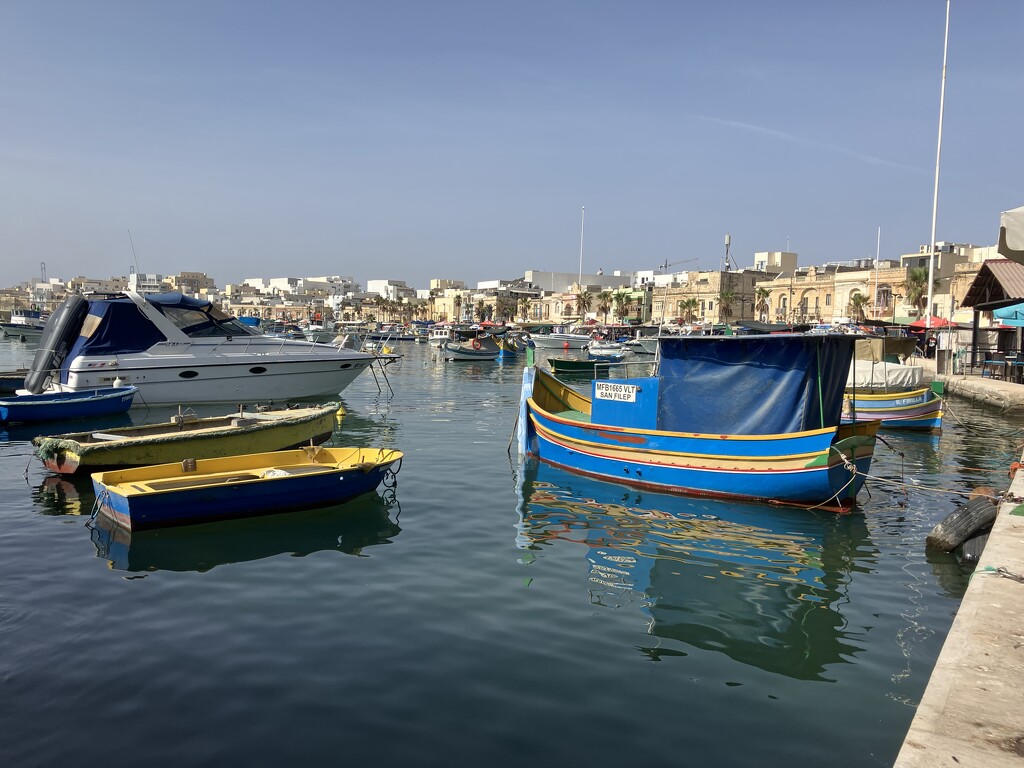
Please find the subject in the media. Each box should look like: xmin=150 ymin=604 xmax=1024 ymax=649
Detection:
xmin=926 ymin=0 xmax=951 ymax=329
xmin=578 ymin=206 xmax=585 ymax=290
xmin=874 ymin=226 xmax=881 ymax=315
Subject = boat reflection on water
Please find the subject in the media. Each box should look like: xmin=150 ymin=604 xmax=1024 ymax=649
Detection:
xmin=515 ymin=459 xmax=877 ymax=681
xmin=33 ymin=473 xmax=94 ymax=516
xmin=89 ymin=490 xmax=402 ymax=573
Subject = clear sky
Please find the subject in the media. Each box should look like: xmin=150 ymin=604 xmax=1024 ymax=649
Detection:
xmin=2 ymin=1 xmax=1021 ymax=291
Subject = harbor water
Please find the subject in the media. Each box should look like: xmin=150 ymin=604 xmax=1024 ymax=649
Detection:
xmin=0 ymin=338 xmax=1019 ymax=767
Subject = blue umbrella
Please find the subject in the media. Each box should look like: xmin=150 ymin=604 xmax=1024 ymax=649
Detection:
xmin=993 ymin=302 xmax=1024 ymax=327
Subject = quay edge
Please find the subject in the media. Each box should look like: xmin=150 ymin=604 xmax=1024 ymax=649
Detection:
xmin=893 ymin=444 xmax=1024 ymax=766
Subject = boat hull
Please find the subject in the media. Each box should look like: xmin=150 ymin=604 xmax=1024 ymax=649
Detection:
xmin=845 ymin=387 xmax=943 ymax=430
xmin=92 ymin=446 xmax=403 ymax=531
xmin=442 ymin=340 xmax=499 ymax=361
xmin=63 ymin=343 xmax=377 ymax=405
xmin=34 ymin=404 xmax=341 ymax=473
xmin=529 ymin=333 xmax=591 ymax=350
xmin=522 ymin=368 xmax=876 ymax=509
xmin=0 ymin=386 xmax=137 ymax=424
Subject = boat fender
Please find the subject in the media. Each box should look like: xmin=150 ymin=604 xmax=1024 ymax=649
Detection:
xmin=926 ymin=493 xmax=998 ymax=552
xmin=24 ymin=294 xmax=89 ymax=394
xmin=472 ymin=338 xmax=481 ymax=350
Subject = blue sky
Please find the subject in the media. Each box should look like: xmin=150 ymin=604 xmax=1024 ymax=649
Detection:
xmin=2 ymin=1 xmax=1021 ymax=291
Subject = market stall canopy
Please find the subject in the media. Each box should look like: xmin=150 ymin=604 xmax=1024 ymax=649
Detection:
xmin=959 ymin=259 xmax=1024 ymax=309
xmin=909 ymin=315 xmax=954 ymax=328
xmin=998 ymin=204 xmax=1024 ymax=266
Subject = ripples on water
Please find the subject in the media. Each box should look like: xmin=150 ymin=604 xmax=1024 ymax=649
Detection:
xmin=0 ymin=340 xmax=1020 ymax=767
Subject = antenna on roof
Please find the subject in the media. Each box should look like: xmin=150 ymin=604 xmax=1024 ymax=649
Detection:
xmin=723 ymin=233 xmax=733 ymax=271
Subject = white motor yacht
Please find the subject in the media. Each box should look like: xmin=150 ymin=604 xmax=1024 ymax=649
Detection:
xmin=25 ymin=292 xmax=389 ymax=405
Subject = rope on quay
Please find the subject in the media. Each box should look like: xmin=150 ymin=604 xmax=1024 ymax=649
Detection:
xmin=969 ymin=565 xmax=1024 ymax=585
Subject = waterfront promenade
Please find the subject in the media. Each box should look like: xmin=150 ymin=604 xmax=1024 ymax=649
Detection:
xmin=895 ymin=363 xmax=1024 ymax=767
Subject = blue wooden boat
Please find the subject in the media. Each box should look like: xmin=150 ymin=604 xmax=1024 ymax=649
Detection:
xmin=0 ymin=386 xmax=137 ymax=424
xmin=844 ymin=338 xmax=942 ymax=430
xmin=517 ymin=335 xmax=878 ymax=510
xmin=91 ymin=446 xmax=403 ymax=531
xmin=844 ymin=387 xmax=943 ymax=430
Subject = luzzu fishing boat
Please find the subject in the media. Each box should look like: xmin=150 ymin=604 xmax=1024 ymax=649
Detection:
xmin=517 ymin=334 xmax=878 ymax=510
xmin=844 ymin=337 xmax=942 ymax=430
xmin=91 ymin=445 xmax=404 ymax=531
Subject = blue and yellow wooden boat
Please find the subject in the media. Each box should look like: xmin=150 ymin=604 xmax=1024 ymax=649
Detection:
xmin=844 ymin=387 xmax=943 ymax=430
xmin=91 ymin=445 xmax=403 ymax=531
xmin=844 ymin=338 xmax=942 ymax=430
xmin=517 ymin=335 xmax=878 ymax=510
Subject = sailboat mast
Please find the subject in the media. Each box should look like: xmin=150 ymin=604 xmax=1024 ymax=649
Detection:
xmin=926 ymin=0 xmax=951 ymax=330
xmin=578 ymin=206 xmax=585 ymax=290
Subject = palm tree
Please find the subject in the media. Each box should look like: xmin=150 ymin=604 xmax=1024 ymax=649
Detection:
xmin=755 ymin=287 xmax=771 ymax=322
xmin=901 ymin=267 xmax=940 ymax=315
xmin=848 ymin=293 xmax=870 ymax=321
xmin=495 ymin=297 xmax=515 ymax=322
xmin=575 ymin=290 xmax=593 ymax=319
xmin=453 ymin=294 xmax=463 ymax=322
xmin=613 ymin=292 xmax=630 ymax=323
xmin=596 ymin=291 xmax=613 ymax=324
xmin=475 ymin=299 xmax=487 ymax=322
xmin=677 ymin=298 xmax=698 ymax=323
xmin=518 ymin=296 xmax=532 ymax=321
xmin=717 ymin=291 xmax=735 ymax=325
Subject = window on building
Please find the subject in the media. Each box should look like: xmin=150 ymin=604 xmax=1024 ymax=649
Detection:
xmin=825 ymin=294 xmax=831 ymax=307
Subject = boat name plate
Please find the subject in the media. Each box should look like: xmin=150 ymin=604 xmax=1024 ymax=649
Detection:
xmin=594 ymin=382 xmax=639 ymax=403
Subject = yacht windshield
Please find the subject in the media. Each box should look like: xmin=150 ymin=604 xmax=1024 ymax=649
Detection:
xmin=158 ymin=304 xmax=260 ymax=337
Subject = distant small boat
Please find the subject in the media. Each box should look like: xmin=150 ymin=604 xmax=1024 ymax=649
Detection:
xmin=302 ymin=325 xmax=337 ymax=344
xmin=844 ymin=387 xmax=943 ymax=430
xmin=442 ymin=335 xmax=500 ymax=361
xmin=91 ymin=445 xmax=404 ymax=531
xmin=0 ymin=308 xmax=46 ymax=340
xmin=529 ymin=330 xmax=593 ymax=350
xmin=548 ymin=357 xmax=610 ymax=377
xmin=587 ymin=348 xmax=626 ymax=363
xmin=34 ymin=403 xmax=341 ymax=474
xmin=0 ymin=386 xmax=137 ymax=425
xmin=623 ymin=338 xmax=658 ymax=355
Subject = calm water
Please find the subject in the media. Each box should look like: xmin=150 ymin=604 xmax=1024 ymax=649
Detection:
xmin=0 ymin=338 xmax=1018 ymax=767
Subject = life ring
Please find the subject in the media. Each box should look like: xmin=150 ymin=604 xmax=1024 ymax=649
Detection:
xmin=472 ymin=338 xmax=481 ymax=350
xmin=25 ymin=294 xmax=89 ymax=393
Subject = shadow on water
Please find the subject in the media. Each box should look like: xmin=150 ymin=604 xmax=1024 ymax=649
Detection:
xmin=514 ymin=458 xmax=879 ymax=681
xmin=88 ymin=490 xmax=403 ymax=573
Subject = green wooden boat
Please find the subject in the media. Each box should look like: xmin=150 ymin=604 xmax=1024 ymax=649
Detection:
xmin=33 ymin=403 xmax=342 ymax=474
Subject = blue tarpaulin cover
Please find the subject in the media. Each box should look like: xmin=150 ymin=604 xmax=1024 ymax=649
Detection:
xmin=656 ymin=335 xmax=855 ymax=435
xmin=59 ymin=294 xmax=222 ymax=383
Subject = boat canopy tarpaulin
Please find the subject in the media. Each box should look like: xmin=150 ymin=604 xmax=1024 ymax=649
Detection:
xmin=854 ymin=337 xmax=918 ymax=363
xmin=998 ymin=205 xmax=1024 ymax=266
xmin=656 ymin=335 xmax=854 ymax=435
xmin=847 ymin=360 xmax=923 ymax=389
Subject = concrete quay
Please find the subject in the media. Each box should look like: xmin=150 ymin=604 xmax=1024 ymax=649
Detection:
xmin=894 ymin=362 xmax=1024 ymax=767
